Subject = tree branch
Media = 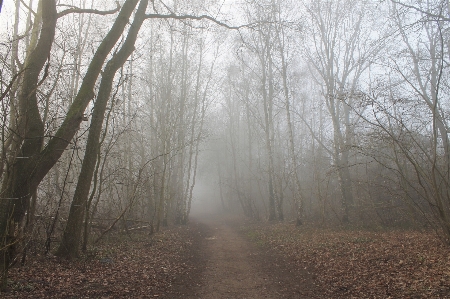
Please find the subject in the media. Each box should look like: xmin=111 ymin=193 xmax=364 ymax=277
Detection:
xmin=145 ymin=13 xmax=257 ymax=29
xmin=20 ymin=0 xmax=37 ymax=17
xmin=0 ymin=69 xmax=25 ymax=102
xmin=391 ymin=0 xmax=450 ymax=21
xmin=57 ymin=2 xmax=120 ymax=18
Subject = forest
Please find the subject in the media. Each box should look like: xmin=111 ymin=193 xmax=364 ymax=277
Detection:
xmin=1 ymin=0 xmax=450 ymax=297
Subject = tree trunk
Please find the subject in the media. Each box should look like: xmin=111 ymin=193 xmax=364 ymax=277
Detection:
xmin=260 ymin=36 xmax=276 ymax=221
xmin=274 ymin=16 xmax=304 ymax=224
xmin=56 ymin=0 xmax=148 ymax=259
xmin=0 ymin=0 xmax=140 ymax=286
xmin=0 ymin=0 xmax=56 ymax=288
xmin=329 ymin=97 xmax=354 ymax=223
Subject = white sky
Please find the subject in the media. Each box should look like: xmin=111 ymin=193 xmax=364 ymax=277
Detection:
xmin=0 ymin=1 xmax=16 ymax=36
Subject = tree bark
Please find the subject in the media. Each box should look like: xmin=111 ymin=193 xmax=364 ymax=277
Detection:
xmin=0 ymin=0 xmax=139 ymax=286
xmin=0 ymin=0 xmax=56 ymax=288
xmin=260 ymin=34 xmax=277 ymax=221
xmin=56 ymin=0 xmax=149 ymax=259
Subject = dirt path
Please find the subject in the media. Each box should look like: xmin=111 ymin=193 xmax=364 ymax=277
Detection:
xmin=166 ymin=215 xmax=317 ymax=299
xmin=195 ymin=218 xmax=279 ymax=298
xmin=3 ymin=214 xmax=317 ymax=298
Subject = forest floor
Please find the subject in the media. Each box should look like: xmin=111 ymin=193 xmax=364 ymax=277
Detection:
xmin=3 ymin=214 xmax=450 ymax=298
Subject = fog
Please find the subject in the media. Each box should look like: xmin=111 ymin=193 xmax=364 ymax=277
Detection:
xmin=190 ymin=179 xmax=223 ymax=218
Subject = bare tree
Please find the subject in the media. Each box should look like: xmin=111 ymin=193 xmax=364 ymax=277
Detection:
xmin=364 ymin=0 xmax=450 ymax=240
xmin=0 ymin=0 xmax=135 ymax=287
xmin=304 ymin=0 xmax=382 ymax=223
xmin=56 ymin=0 xmax=149 ymax=259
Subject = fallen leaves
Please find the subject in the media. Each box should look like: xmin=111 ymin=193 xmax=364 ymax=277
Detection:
xmin=244 ymin=223 xmax=450 ymax=298
xmin=3 ymin=225 xmax=197 ymax=298
xmin=6 ymin=218 xmax=450 ymax=298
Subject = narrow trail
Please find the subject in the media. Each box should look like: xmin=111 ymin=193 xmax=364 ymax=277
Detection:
xmin=3 ymin=214 xmax=314 ymax=299
xmin=195 ymin=218 xmax=279 ymax=298
xmin=167 ymin=214 xmax=316 ymax=299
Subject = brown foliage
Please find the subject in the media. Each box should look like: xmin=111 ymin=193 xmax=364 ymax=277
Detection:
xmin=3 ymin=225 xmax=197 ymax=298
xmin=244 ymin=223 xmax=450 ymax=298
xmin=5 ymin=218 xmax=450 ymax=298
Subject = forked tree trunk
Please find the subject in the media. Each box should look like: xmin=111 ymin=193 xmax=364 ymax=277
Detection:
xmin=0 ymin=0 xmax=139 ymax=286
xmin=0 ymin=0 xmax=56 ymax=288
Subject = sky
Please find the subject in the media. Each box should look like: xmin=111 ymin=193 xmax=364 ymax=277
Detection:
xmin=0 ymin=1 xmax=16 ymax=36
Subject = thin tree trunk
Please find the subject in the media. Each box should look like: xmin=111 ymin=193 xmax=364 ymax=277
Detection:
xmin=275 ymin=18 xmax=304 ymax=225
xmin=260 ymin=37 xmax=276 ymax=221
xmin=56 ymin=0 xmax=148 ymax=259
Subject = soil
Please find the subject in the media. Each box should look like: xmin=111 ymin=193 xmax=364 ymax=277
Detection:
xmin=165 ymin=214 xmax=319 ymax=299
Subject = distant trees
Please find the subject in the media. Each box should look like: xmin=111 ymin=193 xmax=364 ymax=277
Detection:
xmin=303 ymin=0 xmax=383 ymax=223
xmin=217 ymin=0 xmax=304 ymax=221
xmin=369 ymin=0 xmax=450 ymax=240
xmin=214 ymin=0 xmax=450 ymax=235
